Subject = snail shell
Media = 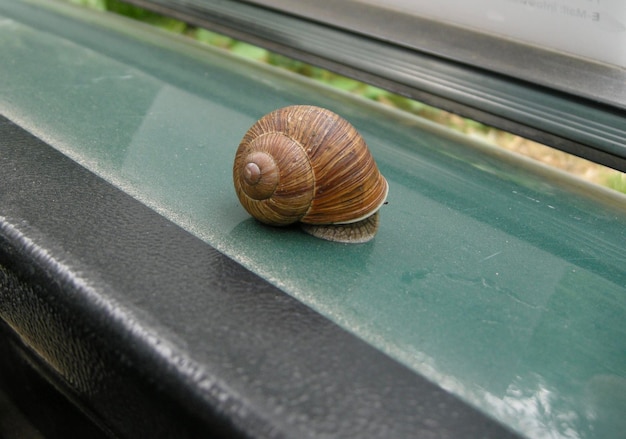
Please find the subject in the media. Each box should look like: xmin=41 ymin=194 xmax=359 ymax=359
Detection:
xmin=233 ymin=105 xmax=388 ymax=243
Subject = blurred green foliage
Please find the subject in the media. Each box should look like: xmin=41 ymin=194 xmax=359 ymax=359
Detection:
xmin=606 ymin=174 xmax=626 ymax=193
xmin=68 ymin=0 xmax=187 ymax=30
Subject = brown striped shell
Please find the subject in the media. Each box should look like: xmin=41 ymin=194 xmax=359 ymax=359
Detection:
xmin=233 ymin=105 xmax=388 ymax=243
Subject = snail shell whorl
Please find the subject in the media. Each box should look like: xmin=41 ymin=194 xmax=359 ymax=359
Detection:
xmin=233 ymin=105 xmax=388 ymax=241
xmin=234 ymin=132 xmax=314 ymax=225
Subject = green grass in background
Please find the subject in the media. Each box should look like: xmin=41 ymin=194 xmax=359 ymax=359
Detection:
xmin=66 ymin=0 xmax=626 ymax=194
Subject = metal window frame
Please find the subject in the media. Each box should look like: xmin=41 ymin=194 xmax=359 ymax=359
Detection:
xmin=123 ymin=0 xmax=626 ymax=171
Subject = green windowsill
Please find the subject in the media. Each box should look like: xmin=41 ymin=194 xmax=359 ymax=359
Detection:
xmin=2 ymin=1 xmax=626 ymax=437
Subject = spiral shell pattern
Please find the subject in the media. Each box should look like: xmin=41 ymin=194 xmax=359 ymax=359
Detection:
xmin=233 ymin=105 xmax=388 ymax=239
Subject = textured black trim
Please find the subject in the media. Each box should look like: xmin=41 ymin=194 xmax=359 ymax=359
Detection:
xmin=0 ymin=117 xmax=523 ymax=437
xmin=0 ymin=325 xmax=110 ymax=439
xmin=119 ymin=0 xmax=626 ymax=172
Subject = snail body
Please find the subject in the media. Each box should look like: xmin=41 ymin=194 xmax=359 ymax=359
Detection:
xmin=233 ymin=105 xmax=388 ymax=243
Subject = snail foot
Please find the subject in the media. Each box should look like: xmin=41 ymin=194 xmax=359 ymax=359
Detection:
xmin=300 ymin=213 xmax=379 ymax=244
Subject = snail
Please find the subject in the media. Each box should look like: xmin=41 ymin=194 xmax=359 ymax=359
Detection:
xmin=233 ymin=105 xmax=388 ymax=243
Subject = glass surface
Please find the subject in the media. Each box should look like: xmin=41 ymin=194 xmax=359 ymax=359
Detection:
xmin=1 ymin=1 xmax=625 ymax=437
xmin=357 ymin=0 xmax=626 ymax=68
